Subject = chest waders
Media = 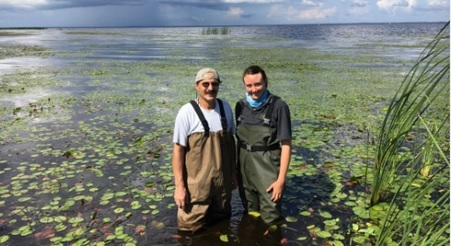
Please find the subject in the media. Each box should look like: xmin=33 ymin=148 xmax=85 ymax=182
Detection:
xmin=177 ymin=99 xmax=235 ymax=232
xmin=236 ymin=96 xmax=284 ymax=225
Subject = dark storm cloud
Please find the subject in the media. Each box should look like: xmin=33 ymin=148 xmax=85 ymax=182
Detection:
xmin=34 ymin=0 xmax=149 ymax=10
xmin=159 ymin=0 xmax=230 ymax=11
xmin=3 ymin=0 xmax=231 ymax=11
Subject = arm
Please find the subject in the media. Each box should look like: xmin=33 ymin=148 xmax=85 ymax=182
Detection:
xmin=267 ymin=138 xmax=291 ymax=202
xmin=229 ymin=101 xmax=238 ymax=190
xmin=231 ymin=136 xmax=238 ymax=190
xmin=172 ymin=143 xmax=187 ymax=209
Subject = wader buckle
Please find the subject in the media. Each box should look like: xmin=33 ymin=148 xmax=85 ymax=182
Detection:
xmin=245 ymin=144 xmax=252 ymax=152
xmin=240 ymin=142 xmax=280 ymax=152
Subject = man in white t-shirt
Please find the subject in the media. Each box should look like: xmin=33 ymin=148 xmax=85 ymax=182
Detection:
xmin=172 ymin=67 xmax=237 ymax=232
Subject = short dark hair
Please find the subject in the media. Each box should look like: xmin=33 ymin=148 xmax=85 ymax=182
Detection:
xmin=242 ymin=65 xmax=268 ymax=84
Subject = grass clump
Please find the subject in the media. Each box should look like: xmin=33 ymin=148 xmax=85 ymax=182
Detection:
xmin=369 ymin=22 xmax=449 ymax=245
xmin=202 ymin=27 xmax=230 ymax=35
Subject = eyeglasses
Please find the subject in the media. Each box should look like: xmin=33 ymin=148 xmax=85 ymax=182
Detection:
xmin=199 ymin=82 xmax=220 ymax=88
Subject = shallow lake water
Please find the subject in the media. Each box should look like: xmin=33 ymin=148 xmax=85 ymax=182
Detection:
xmin=0 ymin=22 xmax=447 ymax=245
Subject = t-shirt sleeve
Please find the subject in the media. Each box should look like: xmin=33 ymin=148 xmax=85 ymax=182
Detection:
xmin=173 ymin=104 xmax=191 ymax=147
xmin=275 ymin=100 xmax=292 ymax=141
xmin=222 ymin=100 xmax=236 ymax=135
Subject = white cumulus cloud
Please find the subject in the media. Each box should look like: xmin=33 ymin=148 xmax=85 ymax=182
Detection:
xmin=377 ymin=0 xmax=417 ymax=12
xmin=227 ymin=7 xmax=243 ymax=16
xmin=0 ymin=0 xmax=48 ymax=8
xmin=298 ymin=6 xmax=337 ymax=20
xmin=223 ymin=0 xmax=284 ymax=3
xmin=427 ymin=0 xmax=449 ymax=7
xmin=267 ymin=5 xmax=297 ymax=20
xmin=301 ymin=0 xmax=319 ymax=7
xmin=268 ymin=3 xmax=337 ymax=21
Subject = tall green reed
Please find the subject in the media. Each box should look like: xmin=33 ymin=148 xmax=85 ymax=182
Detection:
xmin=370 ymin=22 xmax=449 ymax=245
xmin=201 ymin=27 xmax=230 ymax=35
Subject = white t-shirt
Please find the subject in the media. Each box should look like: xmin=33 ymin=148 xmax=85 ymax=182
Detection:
xmin=173 ymin=98 xmax=236 ymax=147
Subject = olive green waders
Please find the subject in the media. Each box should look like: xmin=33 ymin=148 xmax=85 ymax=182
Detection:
xmin=237 ymin=123 xmax=283 ymax=225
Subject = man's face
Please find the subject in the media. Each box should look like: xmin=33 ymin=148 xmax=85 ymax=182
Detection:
xmin=243 ymin=73 xmax=266 ymax=100
xmin=195 ymin=72 xmax=220 ymax=102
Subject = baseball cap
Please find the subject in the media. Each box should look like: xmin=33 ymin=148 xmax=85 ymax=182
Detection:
xmin=195 ymin=68 xmax=221 ymax=83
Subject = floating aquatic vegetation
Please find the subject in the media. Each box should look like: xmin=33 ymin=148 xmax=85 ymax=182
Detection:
xmin=0 ymin=24 xmax=448 ymax=245
xmin=0 ymin=45 xmax=51 ymax=59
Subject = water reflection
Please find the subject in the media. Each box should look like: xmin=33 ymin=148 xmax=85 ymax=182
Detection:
xmin=0 ymin=87 xmax=52 ymax=107
xmin=0 ymin=57 xmax=63 ymax=75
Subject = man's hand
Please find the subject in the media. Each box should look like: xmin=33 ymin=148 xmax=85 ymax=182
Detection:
xmin=172 ymin=143 xmax=187 ymax=209
xmin=174 ymin=186 xmax=187 ymax=209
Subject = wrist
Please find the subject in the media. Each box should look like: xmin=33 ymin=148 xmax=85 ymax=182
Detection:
xmin=276 ymin=177 xmax=285 ymax=184
xmin=175 ymin=182 xmax=185 ymax=189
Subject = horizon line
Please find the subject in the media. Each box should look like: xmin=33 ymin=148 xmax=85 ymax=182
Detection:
xmin=0 ymin=20 xmax=448 ymax=29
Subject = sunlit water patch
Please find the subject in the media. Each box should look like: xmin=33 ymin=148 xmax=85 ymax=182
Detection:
xmin=0 ymin=88 xmax=52 ymax=107
xmin=0 ymin=58 xmax=66 ymax=75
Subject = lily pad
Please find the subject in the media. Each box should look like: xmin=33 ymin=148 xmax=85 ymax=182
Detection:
xmin=0 ymin=235 xmax=9 ymax=243
xmin=55 ymin=223 xmax=67 ymax=232
xmin=352 ymin=236 xmax=367 ymax=244
xmin=317 ymin=230 xmax=332 ymax=238
xmin=39 ymin=216 xmax=54 ymax=223
xmin=300 ymin=211 xmax=311 ymax=216
xmin=286 ymin=216 xmax=298 ymax=222
xmin=319 ymin=210 xmax=332 ymax=219
xmin=131 ymin=201 xmax=142 ymax=209
xmin=68 ymin=217 xmax=84 ymax=224
xmin=248 ymin=211 xmax=261 ymax=218
xmin=219 ymin=234 xmax=229 ymax=242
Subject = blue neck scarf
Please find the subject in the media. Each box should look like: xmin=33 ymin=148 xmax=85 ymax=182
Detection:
xmin=246 ymin=89 xmax=269 ymax=108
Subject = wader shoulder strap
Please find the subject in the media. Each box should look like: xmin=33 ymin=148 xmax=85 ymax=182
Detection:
xmin=216 ymin=99 xmax=227 ymax=130
xmin=190 ymin=100 xmax=209 ymax=137
xmin=262 ymin=96 xmax=279 ymax=127
xmin=190 ymin=99 xmax=227 ymax=137
xmin=235 ymin=99 xmax=245 ymax=126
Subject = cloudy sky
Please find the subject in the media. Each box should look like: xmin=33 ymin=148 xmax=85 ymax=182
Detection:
xmin=0 ymin=0 xmax=449 ymax=28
